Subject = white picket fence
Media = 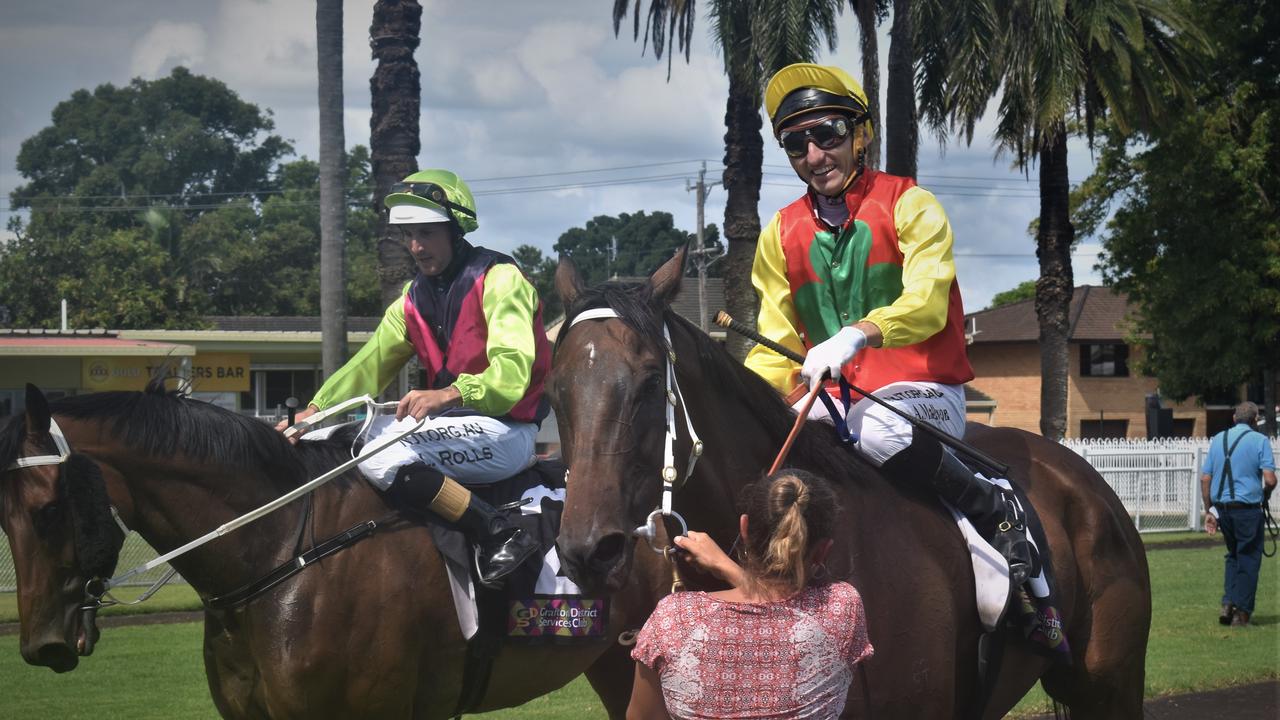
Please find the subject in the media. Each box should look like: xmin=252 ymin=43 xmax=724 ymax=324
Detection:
xmin=1061 ymin=437 xmax=1280 ymax=533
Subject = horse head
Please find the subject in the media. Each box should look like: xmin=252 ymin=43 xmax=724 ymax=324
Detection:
xmin=551 ymin=248 xmax=689 ymax=592
xmin=0 ymin=384 xmax=123 ymax=672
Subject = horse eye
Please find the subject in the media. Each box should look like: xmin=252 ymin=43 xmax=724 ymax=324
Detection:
xmin=32 ymin=501 xmax=65 ymax=537
xmin=642 ymin=372 xmax=664 ymax=395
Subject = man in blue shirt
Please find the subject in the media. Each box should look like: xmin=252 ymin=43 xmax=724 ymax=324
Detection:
xmin=1200 ymin=401 xmax=1277 ymax=626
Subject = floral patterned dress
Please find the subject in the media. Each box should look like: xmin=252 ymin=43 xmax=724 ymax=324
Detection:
xmin=632 ymin=582 xmax=873 ymax=719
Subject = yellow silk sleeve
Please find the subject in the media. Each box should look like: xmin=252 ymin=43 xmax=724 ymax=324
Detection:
xmin=309 ymin=292 xmax=415 ymax=410
xmin=862 ymin=186 xmax=957 ymax=348
xmin=744 ymin=213 xmax=805 ymax=394
xmin=450 ymin=264 xmax=539 ymax=416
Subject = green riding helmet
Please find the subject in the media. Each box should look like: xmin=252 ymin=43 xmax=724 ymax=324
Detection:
xmin=384 ymin=169 xmax=479 ymax=234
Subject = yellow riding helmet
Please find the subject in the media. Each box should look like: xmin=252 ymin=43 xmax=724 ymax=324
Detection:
xmin=384 ymin=169 xmax=479 ymax=234
xmin=764 ymin=63 xmax=872 ymax=140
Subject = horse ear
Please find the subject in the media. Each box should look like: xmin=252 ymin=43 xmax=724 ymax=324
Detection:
xmin=24 ymin=383 xmax=51 ymax=435
xmin=555 ymin=255 xmax=585 ymax=307
xmin=650 ymin=245 xmax=687 ymax=305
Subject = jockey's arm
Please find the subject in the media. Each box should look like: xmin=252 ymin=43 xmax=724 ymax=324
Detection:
xmin=449 ymin=264 xmax=539 ymax=417
xmin=745 ymin=213 xmax=810 ymax=395
xmin=861 ymin=186 xmax=957 ymax=348
xmin=308 ymin=294 xmax=416 ymax=412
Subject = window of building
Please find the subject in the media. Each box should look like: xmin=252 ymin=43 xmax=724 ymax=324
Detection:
xmin=1080 ymin=419 xmax=1129 ymax=438
xmin=239 ymin=368 xmax=321 ymax=417
xmin=1079 ymin=344 xmax=1129 ymax=377
xmin=0 ymin=388 xmax=71 ymax=415
xmin=1171 ymin=418 xmax=1196 ymax=437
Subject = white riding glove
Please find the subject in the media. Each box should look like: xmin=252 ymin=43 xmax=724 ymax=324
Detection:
xmin=800 ymin=326 xmax=867 ymax=391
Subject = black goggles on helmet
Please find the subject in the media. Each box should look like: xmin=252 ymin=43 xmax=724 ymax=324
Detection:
xmin=389 ymin=182 xmax=477 ymax=218
xmin=778 ymin=116 xmax=864 ymax=158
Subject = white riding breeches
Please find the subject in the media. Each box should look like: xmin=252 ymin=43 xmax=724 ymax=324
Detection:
xmin=795 ymin=381 xmax=967 ymax=466
xmin=355 ymin=413 xmax=537 ymax=490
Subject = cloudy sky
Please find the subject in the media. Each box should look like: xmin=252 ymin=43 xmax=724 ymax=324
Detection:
xmin=0 ymin=0 xmax=1105 ymax=310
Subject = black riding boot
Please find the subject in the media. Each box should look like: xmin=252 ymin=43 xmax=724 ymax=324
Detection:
xmin=881 ymin=435 xmax=1034 ymax=586
xmin=389 ymin=466 xmax=539 ymax=586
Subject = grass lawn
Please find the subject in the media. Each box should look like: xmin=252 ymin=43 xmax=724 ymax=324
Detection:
xmin=0 ymin=584 xmax=203 ymax=624
xmin=1 ymin=545 xmax=1275 ymax=717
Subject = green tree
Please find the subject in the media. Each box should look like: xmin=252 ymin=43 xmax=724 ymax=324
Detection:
xmin=12 ymin=67 xmax=290 ymax=219
xmin=614 ymin=0 xmax=843 ymax=359
xmin=988 ymin=280 xmax=1036 ymax=310
xmin=552 ymin=210 xmax=721 ymax=286
xmin=916 ymin=0 xmax=1204 ymax=440
xmin=1081 ymin=0 xmax=1279 ymax=434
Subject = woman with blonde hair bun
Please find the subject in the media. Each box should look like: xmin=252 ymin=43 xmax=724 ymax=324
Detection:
xmin=627 ymin=469 xmax=873 ymax=720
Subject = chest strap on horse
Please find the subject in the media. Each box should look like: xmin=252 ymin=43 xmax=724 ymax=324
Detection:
xmin=205 ymin=512 xmax=398 ymax=610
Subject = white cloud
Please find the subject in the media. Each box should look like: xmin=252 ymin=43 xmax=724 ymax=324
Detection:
xmin=130 ymin=21 xmax=208 ymax=78
xmin=1 ymin=0 xmax=1106 ymax=313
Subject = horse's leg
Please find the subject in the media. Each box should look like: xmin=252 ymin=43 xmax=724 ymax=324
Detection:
xmin=203 ymin=612 xmax=270 ymax=719
xmin=1034 ymin=451 xmax=1152 ymax=720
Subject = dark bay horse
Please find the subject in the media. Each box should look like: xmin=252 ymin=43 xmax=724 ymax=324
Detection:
xmin=550 ymin=249 xmax=1152 ymax=719
xmin=0 ymin=383 xmax=668 ymax=718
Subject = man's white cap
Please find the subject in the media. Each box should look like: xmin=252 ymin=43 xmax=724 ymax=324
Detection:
xmin=388 ymin=203 xmax=450 ymax=225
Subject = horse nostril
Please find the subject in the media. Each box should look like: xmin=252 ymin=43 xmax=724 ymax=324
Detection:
xmin=587 ymin=532 xmax=627 ymax=575
xmin=33 ymin=643 xmax=78 ymax=673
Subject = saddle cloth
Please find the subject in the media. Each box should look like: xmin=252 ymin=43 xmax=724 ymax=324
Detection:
xmin=428 ymin=459 xmax=606 ymax=642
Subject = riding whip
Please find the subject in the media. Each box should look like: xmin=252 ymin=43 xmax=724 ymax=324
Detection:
xmin=715 ymin=311 xmax=1009 ymax=478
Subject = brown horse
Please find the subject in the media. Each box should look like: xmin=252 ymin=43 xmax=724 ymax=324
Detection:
xmin=550 ymin=249 xmax=1152 ymax=719
xmin=0 ymin=383 xmax=668 ymax=718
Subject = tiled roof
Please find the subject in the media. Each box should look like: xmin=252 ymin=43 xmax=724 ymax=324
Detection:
xmin=965 ymin=286 xmax=1144 ymax=344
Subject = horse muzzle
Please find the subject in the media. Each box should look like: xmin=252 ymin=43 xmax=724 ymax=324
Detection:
xmin=558 ymin=530 xmax=633 ymax=593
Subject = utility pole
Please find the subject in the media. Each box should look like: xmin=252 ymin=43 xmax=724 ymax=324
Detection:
xmin=686 ymin=161 xmax=722 ymax=332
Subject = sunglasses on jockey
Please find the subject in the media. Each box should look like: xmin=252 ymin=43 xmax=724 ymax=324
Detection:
xmin=389 ymin=181 xmax=477 ymax=219
xmin=778 ymin=115 xmax=867 ymax=158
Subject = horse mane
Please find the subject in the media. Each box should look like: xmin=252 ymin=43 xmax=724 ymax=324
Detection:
xmin=559 ymin=280 xmax=667 ymax=357
xmin=662 ymin=311 xmax=875 ymax=487
xmin=43 ymin=384 xmax=363 ymax=492
xmin=559 ymin=276 xmax=874 ymax=489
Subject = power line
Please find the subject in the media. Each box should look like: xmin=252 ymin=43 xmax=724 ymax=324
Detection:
xmin=468 ymin=160 xmax=713 ymax=182
xmin=0 ymin=174 xmax=699 ymax=213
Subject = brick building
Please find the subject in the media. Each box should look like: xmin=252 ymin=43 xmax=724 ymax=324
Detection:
xmin=963 ymin=286 xmax=1229 ymax=438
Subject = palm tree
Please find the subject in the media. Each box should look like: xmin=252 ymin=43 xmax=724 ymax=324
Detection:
xmin=915 ymin=0 xmax=1202 ymax=439
xmin=369 ymin=0 xmax=422 ymax=307
xmin=883 ymin=0 xmax=916 ymax=177
xmin=318 ymin=0 xmax=348 ymax=376
xmin=613 ymin=0 xmax=842 ymax=359
xmin=850 ymin=1 xmax=885 ymax=170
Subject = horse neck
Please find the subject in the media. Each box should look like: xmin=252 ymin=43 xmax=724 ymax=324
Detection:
xmin=669 ymin=325 xmax=791 ymax=542
xmin=62 ymin=416 xmax=302 ymax=595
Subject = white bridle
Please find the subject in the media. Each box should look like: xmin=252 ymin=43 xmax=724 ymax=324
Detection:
xmin=6 ymin=417 xmax=71 ymax=470
xmin=568 ymin=308 xmax=704 ymax=552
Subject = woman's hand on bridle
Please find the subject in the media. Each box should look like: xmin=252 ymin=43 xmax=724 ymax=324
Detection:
xmin=674 ymin=531 xmax=744 ymax=588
